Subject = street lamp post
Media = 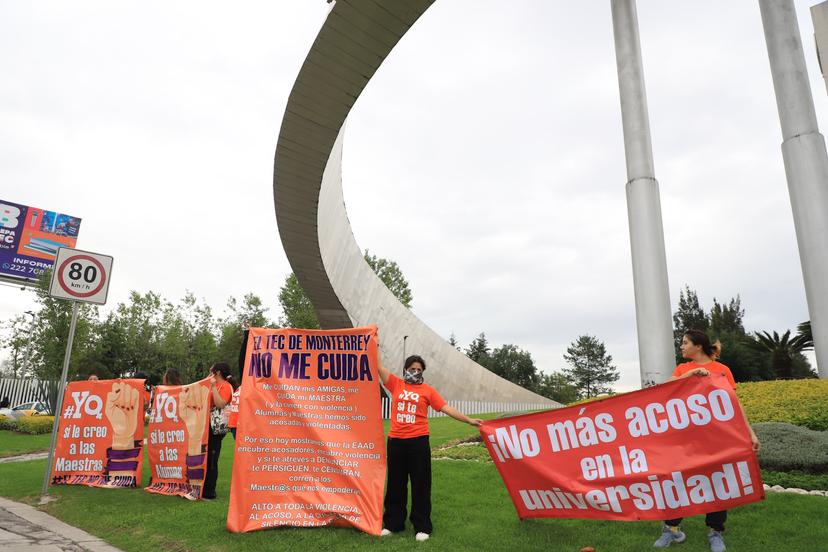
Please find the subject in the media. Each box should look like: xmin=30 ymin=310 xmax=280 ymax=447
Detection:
xmin=402 ymin=335 xmax=408 ymax=370
xmin=21 ymin=311 xmax=36 ymax=377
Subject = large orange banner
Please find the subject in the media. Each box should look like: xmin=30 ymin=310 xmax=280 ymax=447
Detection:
xmin=145 ymin=378 xmax=211 ymax=499
xmin=51 ymin=379 xmax=145 ymax=488
xmin=481 ymin=375 xmax=764 ymax=521
xmin=227 ymin=326 xmax=386 ymax=535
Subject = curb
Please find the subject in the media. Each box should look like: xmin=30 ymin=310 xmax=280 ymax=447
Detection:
xmin=0 ymin=496 xmax=123 ymax=552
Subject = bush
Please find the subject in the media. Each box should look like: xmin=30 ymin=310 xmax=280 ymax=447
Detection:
xmin=753 ymin=422 xmax=828 ymax=473
xmin=15 ymin=416 xmax=54 ymax=435
xmin=0 ymin=417 xmax=18 ymax=431
xmin=737 ymin=379 xmax=828 ymax=430
xmin=761 ymin=470 xmax=828 ymax=491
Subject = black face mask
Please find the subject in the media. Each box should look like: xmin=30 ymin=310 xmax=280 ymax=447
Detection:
xmin=403 ymin=369 xmax=423 ymax=385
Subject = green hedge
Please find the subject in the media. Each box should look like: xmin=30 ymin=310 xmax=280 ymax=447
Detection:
xmin=761 ymin=470 xmax=828 ymax=491
xmin=753 ymin=422 xmax=828 ymax=474
xmin=737 ymin=379 xmax=828 ymax=431
xmin=0 ymin=417 xmax=17 ymax=431
xmin=15 ymin=416 xmax=54 ymax=435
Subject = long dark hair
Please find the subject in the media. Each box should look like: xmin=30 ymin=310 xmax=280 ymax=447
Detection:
xmin=684 ymin=329 xmax=722 ymax=359
xmin=163 ymin=368 xmax=182 ymax=386
xmin=211 ymin=362 xmax=238 ymax=390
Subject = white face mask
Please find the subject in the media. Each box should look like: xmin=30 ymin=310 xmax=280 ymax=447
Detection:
xmin=404 ymin=369 xmax=423 ymax=385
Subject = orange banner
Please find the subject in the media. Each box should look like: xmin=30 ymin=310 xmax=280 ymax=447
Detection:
xmin=51 ymin=379 xmax=145 ymax=488
xmin=145 ymin=378 xmax=211 ymax=499
xmin=227 ymin=326 xmax=386 ymax=535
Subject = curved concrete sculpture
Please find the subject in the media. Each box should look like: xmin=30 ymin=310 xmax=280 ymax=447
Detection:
xmin=273 ymin=0 xmax=555 ymax=404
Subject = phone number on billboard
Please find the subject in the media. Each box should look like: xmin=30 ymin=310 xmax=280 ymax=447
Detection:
xmin=1 ymin=262 xmax=45 ymax=276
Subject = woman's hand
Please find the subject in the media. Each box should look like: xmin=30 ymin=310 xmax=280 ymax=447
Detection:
xmin=750 ymin=429 xmax=761 ymax=452
xmin=693 ymin=368 xmax=710 ymax=377
xmin=467 ymin=418 xmax=483 ymax=427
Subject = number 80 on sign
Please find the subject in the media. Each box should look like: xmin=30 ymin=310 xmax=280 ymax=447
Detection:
xmin=48 ymin=247 xmax=114 ymax=305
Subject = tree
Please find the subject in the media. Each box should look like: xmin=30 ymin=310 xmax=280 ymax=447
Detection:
xmin=710 ymin=296 xmax=744 ymax=335
xmin=488 ymin=344 xmax=540 ymax=390
xmin=465 ymin=333 xmax=491 ymax=367
xmin=278 ymin=273 xmax=321 ymax=329
xmin=26 ymin=270 xmax=99 ymax=380
xmin=363 ymin=250 xmax=412 ymax=308
xmin=673 ymin=286 xmax=709 ymax=362
xmin=744 ymin=330 xmax=814 ymax=380
xmin=447 ymin=332 xmax=460 ymax=351
xmin=0 ymin=314 xmax=33 ymax=377
xmin=216 ymin=293 xmax=272 ymax=375
xmin=562 ymin=335 xmax=619 ymax=399
xmin=278 ymin=252 xmax=413 ymax=328
xmin=536 ymin=372 xmax=579 ymax=404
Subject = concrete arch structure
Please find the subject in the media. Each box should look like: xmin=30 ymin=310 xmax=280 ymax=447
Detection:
xmin=273 ymin=0 xmax=555 ymax=403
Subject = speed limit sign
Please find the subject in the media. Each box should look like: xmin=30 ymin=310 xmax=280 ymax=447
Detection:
xmin=48 ymin=247 xmax=114 ymax=305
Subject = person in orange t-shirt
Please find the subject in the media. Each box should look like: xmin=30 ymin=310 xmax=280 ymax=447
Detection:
xmin=654 ymin=329 xmax=761 ymax=552
xmin=203 ymin=363 xmax=232 ymax=500
xmin=378 ymin=355 xmax=482 ymax=542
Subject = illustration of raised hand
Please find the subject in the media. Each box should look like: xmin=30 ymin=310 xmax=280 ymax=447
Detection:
xmin=105 ymin=381 xmax=140 ymax=450
xmin=179 ymin=382 xmax=209 ymax=456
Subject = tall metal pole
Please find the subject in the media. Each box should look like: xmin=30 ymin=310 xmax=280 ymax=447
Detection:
xmin=402 ymin=335 xmax=408 ymax=369
xmin=41 ymin=301 xmax=79 ymax=496
xmin=611 ymin=0 xmax=676 ymax=386
xmin=21 ymin=311 xmax=36 ymax=377
xmin=760 ymin=0 xmax=828 ymax=378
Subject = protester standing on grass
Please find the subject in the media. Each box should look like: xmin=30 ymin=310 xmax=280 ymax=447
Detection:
xmin=377 ymin=355 xmax=483 ymax=542
xmin=202 ymin=362 xmax=232 ymax=500
xmin=653 ymin=329 xmax=761 ymax=552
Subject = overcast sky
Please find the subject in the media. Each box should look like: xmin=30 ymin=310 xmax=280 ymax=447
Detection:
xmin=1 ymin=1 xmax=825 ymax=391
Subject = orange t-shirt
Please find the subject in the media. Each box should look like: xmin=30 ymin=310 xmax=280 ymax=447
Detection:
xmin=209 ymin=380 xmax=233 ymax=409
xmin=385 ymin=374 xmax=447 ymax=439
xmin=673 ymin=361 xmax=737 ymax=390
xmin=227 ymin=388 xmax=241 ymax=428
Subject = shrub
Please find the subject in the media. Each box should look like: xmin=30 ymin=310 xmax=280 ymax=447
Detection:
xmin=0 ymin=417 xmax=17 ymax=431
xmin=737 ymin=379 xmax=828 ymax=430
xmin=761 ymin=470 xmax=828 ymax=491
xmin=753 ymin=422 xmax=828 ymax=473
xmin=15 ymin=416 xmax=54 ymax=435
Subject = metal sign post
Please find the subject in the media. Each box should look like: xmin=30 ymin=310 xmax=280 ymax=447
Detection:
xmin=41 ymin=301 xmax=79 ymax=496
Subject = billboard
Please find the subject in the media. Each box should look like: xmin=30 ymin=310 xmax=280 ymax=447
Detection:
xmin=0 ymin=199 xmax=81 ymax=283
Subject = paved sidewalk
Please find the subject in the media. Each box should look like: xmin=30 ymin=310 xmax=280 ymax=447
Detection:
xmin=0 ymin=452 xmax=49 ymax=464
xmin=0 ymin=497 xmax=122 ymax=552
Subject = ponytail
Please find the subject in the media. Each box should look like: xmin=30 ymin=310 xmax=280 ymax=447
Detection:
xmin=711 ymin=340 xmax=722 ymax=360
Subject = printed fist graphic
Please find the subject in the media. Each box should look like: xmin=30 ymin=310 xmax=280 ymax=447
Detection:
xmin=179 ymin=382 xmax=209 ymax=456
xmin=105 ymin=382 xmax=140 ymax=450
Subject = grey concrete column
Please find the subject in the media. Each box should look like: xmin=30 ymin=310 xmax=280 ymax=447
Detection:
xmin=611 ymin=0 xmax=675 ymax=386
xmin=761 ymin=0 xmax=828 ymax=378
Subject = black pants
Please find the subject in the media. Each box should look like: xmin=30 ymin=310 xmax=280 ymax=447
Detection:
xmin=383 ymin=436 xmax=432 ymax=534
xmin=666 ymin=510 xmax=727 ymax=532
xmin=204 ymin=431 xmax=225 ymax=498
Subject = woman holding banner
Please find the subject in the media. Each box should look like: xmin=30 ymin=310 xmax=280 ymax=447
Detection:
xmin=653 ymin=329 xmax=760 ymax=552
xmin=202 ymin=363 xmax=233 ymax=500
xmin=378 ymin=355 xmax=483 ymax=542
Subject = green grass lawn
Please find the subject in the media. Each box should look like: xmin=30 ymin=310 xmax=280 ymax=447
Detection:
xmin=0 ymin=429 xmax=52 ymax=458
xmin=0 ymin=418 xmax=826 ymax=551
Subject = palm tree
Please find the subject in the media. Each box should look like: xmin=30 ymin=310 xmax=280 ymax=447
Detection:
xmin=797 ymin=320 xmax=812 ymax=342
xmin=744 ymin=329 xmax=813 ymax=379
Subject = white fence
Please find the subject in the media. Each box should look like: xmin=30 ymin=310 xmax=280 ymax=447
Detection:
xmin=380 ymin=398 xmax=553 ymax=420
xmin=0 ymin=377 xmax=42 ymax=407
